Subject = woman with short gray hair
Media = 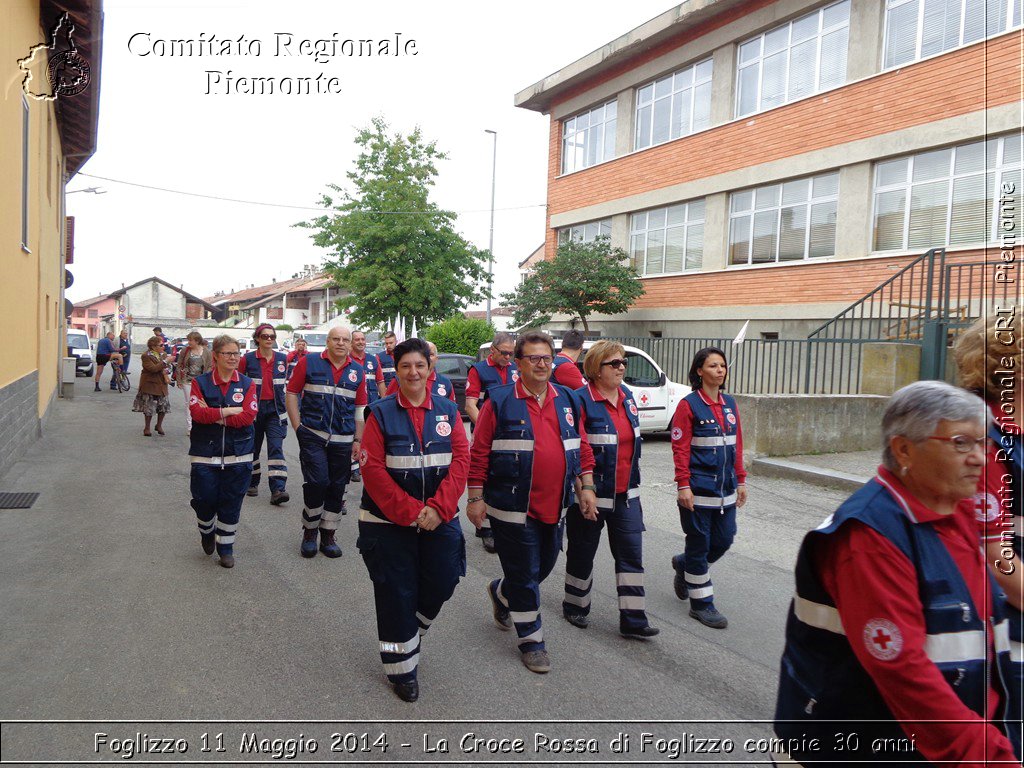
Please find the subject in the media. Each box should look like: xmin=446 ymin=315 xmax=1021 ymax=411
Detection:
xmin=774 ymin=380 xmax=1020 ymax=766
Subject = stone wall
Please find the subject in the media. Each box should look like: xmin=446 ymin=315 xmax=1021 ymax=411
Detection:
xmin=0 ymin=372 xmax=41 ymax=479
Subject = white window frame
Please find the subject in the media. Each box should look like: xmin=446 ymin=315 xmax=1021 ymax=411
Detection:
xmin=557 ymin=219 xmax=612 ymax=246
xmin=728 ymin=172 xmax=840 ymax=265
xmin=634 ymin=59 xmax=713 ymax=151
xmin=735 ymin=0 xmax=851 ymax=118
xmin=560 ymin=100 xmax=617 ymax=175
xmin=629 ymin=200 xmax=706 ymax=277
xmin=871 ymin=134 xmax=1023 ymax=251
xmin=883 ymin=0 xmax=1021 ymax=69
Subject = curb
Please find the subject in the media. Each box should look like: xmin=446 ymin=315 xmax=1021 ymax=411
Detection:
xmin=752 ymin=456 xmax=870 ymax=492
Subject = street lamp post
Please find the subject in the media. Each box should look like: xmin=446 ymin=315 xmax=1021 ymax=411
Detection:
xmin=484 ymin=129 xmax=497 ymax=326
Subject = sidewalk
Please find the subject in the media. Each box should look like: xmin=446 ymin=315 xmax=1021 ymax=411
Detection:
xmin=752 ymin=449 xmax=877 ymax=491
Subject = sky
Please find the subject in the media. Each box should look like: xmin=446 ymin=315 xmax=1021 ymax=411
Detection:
xmin=65 ymin=0 xmax=675 ymax=308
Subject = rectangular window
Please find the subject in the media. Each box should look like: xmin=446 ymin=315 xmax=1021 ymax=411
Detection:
xmin=736 ymin=0 xmax=850 ymax=117
xmin=729 ymin=172 xmax=840 ymax=264
xmin=561 ymin=100 xmax=617 ymax=174
xmin=884 ymin=0 xmax=1020 ymax=67
xmin=21 ymin=97 xmax=29 ymax=249
xmin=629 ymin=200 xmax=706 ymax=276
xmin=872 ymin=133 xmax=1023 ymax=250
xmin=634 ymin=59 xmax=713 ymax=150
xmin=557 ymin=219 xmax=612 ymax=247
xmin=87 ymin=309 xmax=99 ymax=318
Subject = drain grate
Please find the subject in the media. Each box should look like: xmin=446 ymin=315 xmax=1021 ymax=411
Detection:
xmin=0 ymin=492 xmax=40 ymax=509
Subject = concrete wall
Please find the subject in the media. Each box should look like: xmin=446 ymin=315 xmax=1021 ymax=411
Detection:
xmin=123 ymin=281 xmax=186 ymax=319
xmin=734 ymin=393 xmax=889 ymax=457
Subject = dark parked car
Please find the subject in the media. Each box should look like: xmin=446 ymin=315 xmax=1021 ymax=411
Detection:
xmin=434 ymin=353 xmax=474 ymax=415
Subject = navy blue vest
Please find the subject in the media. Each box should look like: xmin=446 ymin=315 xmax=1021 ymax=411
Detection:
xmin=483 ymin=382 xmax=582 ymax=524
xmin=375 ymin=351 xmax=396 ymax=390
xmin=775 ymin=477 xmax=1022 ymax=762
xmin=471 ymin=359 xmax=519 ymax=405
xmin=242 ymin=350 xmax=287 ymax=414
xmin=360 ymin=395 xmax=460 ymax=522
xmin=684 ymin=390 xmax=739 ymax=510
xmin=354 ymin=353 xmax=379 ymax=403
xmin=298 ymin=354 xmax=364 ymax=442
xmin=188 ymin=372 xmax=255 ymax=463
xmin=578 ymin=384 xmax=642 ymax=513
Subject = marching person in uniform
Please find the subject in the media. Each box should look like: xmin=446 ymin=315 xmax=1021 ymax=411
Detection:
xmin=467 ymin=330 xmax=597 ymax=674
xmin=348 ymin=330 xmax=377 ymax=482
xmin=356 ymin=338 xmax=469 ymax=702
xmin=374 ymin=331 xmax=398 ymax=399
xmin=187 ymin=334 xmax=258 ymax=569
xmin=773 ymin=381 xmax=1022 ymax=766
xmin=385 ymin=341 xmax=457 ymax=405
xmin=670 ymin=346 xmax=747 ymax=629
xmin=242 ymin=324 xmax=290 ymax=505
xmin=286 ymin=325 xmax=368 ymax=559
xmin=285 ymin=337 xmax=307 ymax=380
xmin=465 ymin=332 xmax=519 ymax=553
xmin=552 ymin=329 xmax=586 ymax=390
xmin=562 ymin=340 xmax=658 ymax=639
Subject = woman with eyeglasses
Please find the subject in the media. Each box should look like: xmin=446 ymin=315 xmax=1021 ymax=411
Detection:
xmin=187 ymin=334 xmax=258 ymax=569
xmin=562 ymin=340 xmax=658 ymax=639
xmin=242 ymin=324 xmax=290 ymax=506
xmin=669 ymin=346 xmax=746 ymax=630
xmin=356 ymin=338 xmax=470 ymax=702
xmin=774 ymin=380 xmax=1021 ymax=766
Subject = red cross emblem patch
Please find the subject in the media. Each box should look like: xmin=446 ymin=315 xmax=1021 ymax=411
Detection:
xmin=639 ymin=392 xmax=650 ymax=405
xmin=863 ymin=618 xmax=902 ymax=661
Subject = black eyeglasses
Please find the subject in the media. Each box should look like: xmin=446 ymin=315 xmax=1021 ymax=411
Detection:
xmin=601 ymin=359 xmax=627 ymax=369
xmin=926 ymin=435 xmax=991 ymax=453
xmin=259 ymin=334 xmax=276 ymax=340
xmin=520 ymin=355 xmax=553 ymax=365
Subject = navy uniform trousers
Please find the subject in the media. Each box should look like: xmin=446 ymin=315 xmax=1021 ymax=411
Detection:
xmin=357 ymin=518 xmax=465 ymax=683
xmin=563 ymin=493 xmax=647 ymax=630
xmin=675 ymin=504 xmax=737 ymax=609
xmin=490 ymin=515 xmax=564 ymax=654
xmin=250 ymin=400 xmax=288 ymax=493
xmin=191 ymin=463 xmax=250 ymax=556
xmin=297 ymin=427 xmax=351 ymax=532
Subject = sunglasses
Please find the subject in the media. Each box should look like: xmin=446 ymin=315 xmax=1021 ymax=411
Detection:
xmin=601 ymin=359 xmax=627 ymax=369
xmin=493 ymin=349 xmax=514 ymax=357
xmin=259 ymin=334 xmax=276 ymax=340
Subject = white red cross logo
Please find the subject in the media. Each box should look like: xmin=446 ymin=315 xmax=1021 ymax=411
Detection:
xmin=862 ymin=618 xmax=902 ymax=660
xmin=639 ymin=392 xmax=649 ymax=405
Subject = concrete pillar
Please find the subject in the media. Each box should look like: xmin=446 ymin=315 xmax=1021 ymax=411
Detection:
xmin=611 ymin=213 xmax=631 ymax=253
xmin=835 ymin=162 xmax=874 ymax=259
xmin=701 ymin=192 xmax=730 ymax=271
xmin=710 ymin=43 xmax=737 ymax=126
xmin=615 ymin=87 xmax=636 ymax=157
xmin=861 ymin=342 xmax=921 ymax=395
xmin=847 ymin=0 xmax=885 ymax=81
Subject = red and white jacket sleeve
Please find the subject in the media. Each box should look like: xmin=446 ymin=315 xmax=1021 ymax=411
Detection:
xmin=670 ymin=399 xmax=694 ymax=487
xmin=467 ymin=400 xmax=495 ymax=487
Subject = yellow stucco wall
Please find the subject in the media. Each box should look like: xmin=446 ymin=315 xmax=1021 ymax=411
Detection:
xmin=1 ymin=0 xmax=67 ymax=418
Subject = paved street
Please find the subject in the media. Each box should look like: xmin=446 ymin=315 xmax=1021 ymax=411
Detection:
xmin=0 ymin=376 xmax=858 ymax=766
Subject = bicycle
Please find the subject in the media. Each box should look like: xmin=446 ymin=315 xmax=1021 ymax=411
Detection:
xmin=110 ymin=360 xmax=131 ymax=393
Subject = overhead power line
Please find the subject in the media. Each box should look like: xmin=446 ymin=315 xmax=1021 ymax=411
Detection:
xmin=76 ymin=172 xmax=546 ymax=215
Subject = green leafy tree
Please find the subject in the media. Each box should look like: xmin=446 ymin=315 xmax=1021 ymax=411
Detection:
xmin=295 ymin=118 xmax=488 ymax=329
xmin=425 ymin=315 xmax=495 ymax=357
xmin=502 ymin=238 xmax=645 ymax=332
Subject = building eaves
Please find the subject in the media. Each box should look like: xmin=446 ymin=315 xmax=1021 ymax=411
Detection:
xmin=518 ymin=243 xmax=546 ymax=269
xmin=72 ymin=292 xmax=110 ymax=308
xmin=515 ymin=0 xmax=733 ymax=113
xmin=111 ymin=276 xmax=219 ymax=313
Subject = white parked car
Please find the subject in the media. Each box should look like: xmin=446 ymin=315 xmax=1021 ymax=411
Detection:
xmin=66 ymin=328 xmax=95 ymax=377
xmin=476 ymin=340 xmax=687 ymax=432
xmin=294 ymin=332 xmax=327 ymax=355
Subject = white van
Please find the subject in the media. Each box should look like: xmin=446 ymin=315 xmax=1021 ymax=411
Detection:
xmin=476 ymin=340 xmax=687 ymax=432
xmin=66 ymin=329 xmax=94 ymax=376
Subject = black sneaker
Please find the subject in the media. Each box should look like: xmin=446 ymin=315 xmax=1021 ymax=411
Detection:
xmin=487 ymin=580 xmax=512 ymax=630
xmin=689 ymin=605 xmax=728 ymax=629
xmin=246 ymin=487 xmax=258 ymax=497
xmin=620 ymin=624 xmax=660 ymax=639
xmin=671 ymin=555 xmax=688 ymax=600
xmin=392 ymin=679 xmax=419 ymax=702
xmin=93 ymin=383 xmax=101 ymax=392
xmin=562 ymin=610 xmax=589 ymax=629
xmin=270 ymin=490 xmax=289 ymax=505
